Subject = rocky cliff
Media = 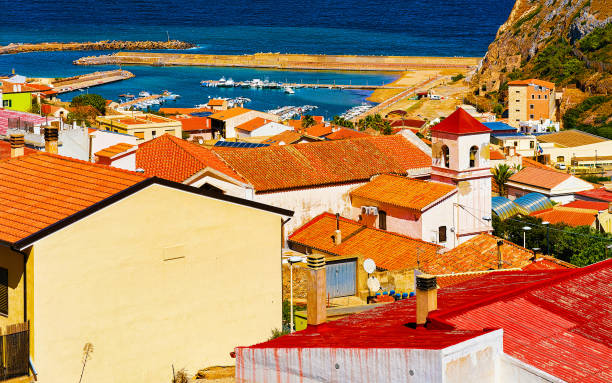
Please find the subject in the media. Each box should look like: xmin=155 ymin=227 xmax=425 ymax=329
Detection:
xmin=472 ymin=0 xmax=611 ymax=95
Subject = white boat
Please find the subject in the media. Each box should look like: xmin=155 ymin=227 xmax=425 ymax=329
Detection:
xmin=139 ymin=91 xmax=150 ymax=97
xmin=217 ymin=77 xmax=227 ymax=87
xmin=225 ymin=78 xmax=235 ymax=87
xmin=284 ymin=86 xmax=295 ymax=94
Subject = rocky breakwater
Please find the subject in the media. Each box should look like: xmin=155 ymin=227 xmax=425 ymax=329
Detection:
xmin=0 ymin=40 xmax=196 ymax=55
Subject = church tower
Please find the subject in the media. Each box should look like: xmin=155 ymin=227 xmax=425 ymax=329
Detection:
xmin=430 ymin=108 xmax=492 ymax=245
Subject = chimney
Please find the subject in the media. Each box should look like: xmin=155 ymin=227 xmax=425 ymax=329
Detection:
xmin=306 ymin=254 xmax=326 ymax=326
xmin=416 ymin=274 xmax=437 ymax=326
xmin=497 ymin=240 xmax=504 ymax=270
xmin=44 ymin=126 xmax=59 ymax=154
xmin=9 ymin=133 xmax=24 ymax=158
xmin=333 ymin=213 xmax=341 ymax=245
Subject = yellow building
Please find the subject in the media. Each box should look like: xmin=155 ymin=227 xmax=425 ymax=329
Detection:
xmin=0 ymin=146 xmax=292 ymax=382
xmin=96 ymin=112 xmax=182 ymax=142
xmin=507 ymin=79 xmax=557 ymax=128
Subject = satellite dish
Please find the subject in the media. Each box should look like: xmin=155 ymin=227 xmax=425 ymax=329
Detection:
xmin=363 ymin=258 xmax=376 ymax=274
xmin=367 ymin=275 xmax=381 ymax=293
xmin=198 ymin=139 xmax=204 ymax=145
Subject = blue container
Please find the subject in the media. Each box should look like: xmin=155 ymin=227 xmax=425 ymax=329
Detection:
xmin=390 ymin=290 xmax=395 ymax=295
xmin=409 ymin=292 xmax=416 ymax=297
xmin=402 ymin=293 xmax=408 ymax=299
xmin=383 ymin=291 xmax=388 ymax=295
xmin=375 ymin=292 xmax=381 ymax=296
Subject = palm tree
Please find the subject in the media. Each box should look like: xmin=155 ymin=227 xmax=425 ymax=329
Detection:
xmin=492 ymin=164 xmax=515 ymax=197
xmin=301 ymin=115 xmax=316 ymax=130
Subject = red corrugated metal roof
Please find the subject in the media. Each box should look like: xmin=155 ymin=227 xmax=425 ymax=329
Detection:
xmin=563 ymin=200 xmax=610 ymax=211
xmin=244 ymin=260 xmax=611 ymax=382
xmin=430 ymin=108 xmax=491 ymax=135
xmin=576 ymin=187 xmax=612 ymax=202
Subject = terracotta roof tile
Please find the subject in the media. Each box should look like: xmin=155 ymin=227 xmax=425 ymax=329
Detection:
xmin=325 ymin=128 xmax=369 ymax=140
xmin=530 ymin=207 xmax=597 ymax=227
xmin=234 ymin=117 xmax=271 ymax=133
xmin=209 ymin=107 xmax=251 ymax=121
xmin=136 ymin=134 xmax=244 ymax=183
xmin=489 ymin=149 xmax=505 ymax=160
xmin=213 ymin=135 xmax=431 ymax=192
xmin=350 ymin=174 xmax=456 ymax=212
xmin=95 ymin=143 xmax=135 ymax=158
xmin=262 ymin=130 xmax=304 ymax=145
xmin=0 ymin=152 xmax=146 ymax=243
xmin=522 ymin=255 xmax=576 ymax=270
xmin=509 ymin=166 xmax=571 ymax=189
xmin=207 ymin=99 xmax=226 ymax=106
xmin=169 ymin=116 xmax=211 ymax=132
xmin=562 ymin=200 xmax=610 ymax=211
xmin=537 ymin=130 xmax=607 ymax=148
xmin=430 ymin=108 xmax=491 ymax=135
xmin=521 ymin=157 xmax=555 ymax=170
xmin=289 ymin=213 xmax=441 ymax=271
xmin=422 ymin=234 xmax=534 ymax=274
xmin=0 ymin=141 xmax=37 ymax=160
xmin=305 ymin=123 xmax=334 ymax=137
xmin=508 ymin=78 xmax=555 ymax=88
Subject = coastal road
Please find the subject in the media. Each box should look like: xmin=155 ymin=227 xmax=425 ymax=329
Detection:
xmin=350 ymin=76 xmax=442 ymax=122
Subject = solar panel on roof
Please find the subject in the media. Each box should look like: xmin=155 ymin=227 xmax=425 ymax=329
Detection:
xmin=213 ymin=141 xmax=269 ymax=148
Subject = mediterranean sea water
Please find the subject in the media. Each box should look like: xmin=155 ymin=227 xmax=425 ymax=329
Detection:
xmin=0 ymin=0 xmax=516 ymax=118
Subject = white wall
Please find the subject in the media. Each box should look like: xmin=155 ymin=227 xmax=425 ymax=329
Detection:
xmin=543 ymin=140 xmax=612 ymax=166
xmin=237 ymin=122 xmax=292 ymax=138
xmin=90 ymin=130 xmax=138 ymax=162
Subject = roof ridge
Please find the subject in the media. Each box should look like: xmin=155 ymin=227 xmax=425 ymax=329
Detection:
xmin=288 ymin=212 xmax=361 ymax=239
xmin=431 ymin=259 xmax=611 ymax=322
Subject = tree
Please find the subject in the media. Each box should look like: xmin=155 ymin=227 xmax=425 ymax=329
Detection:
xmin=491 ymin=164 xmax=515 ymax=197
xmin=301 ymin=115 xmax=316 ymax=130
xmin=357 ymin=114 xmax=392 ymax=135
xmin=331 ymin=115 xmax=354 ymax=129
xmin=70 ymin=94 xmax=106 ymax=115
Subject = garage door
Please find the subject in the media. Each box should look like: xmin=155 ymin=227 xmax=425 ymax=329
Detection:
xmin=326 ymin=260 xmax=356 ymax=298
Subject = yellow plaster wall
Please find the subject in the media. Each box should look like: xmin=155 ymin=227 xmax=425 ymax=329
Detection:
xmin=32 ymin=184 xmax=282 ymax=383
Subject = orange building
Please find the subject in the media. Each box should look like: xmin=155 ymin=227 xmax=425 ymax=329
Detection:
xmin=507 ymin=79 xmax=556 ymax=128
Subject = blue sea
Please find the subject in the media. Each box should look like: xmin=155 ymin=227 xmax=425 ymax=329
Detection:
xmin=0 ymin=0 xmax=516 ymax=118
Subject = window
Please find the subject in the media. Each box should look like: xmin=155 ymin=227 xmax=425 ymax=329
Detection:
xmin=379 ymin=210 xmax=387 ymax=230
xmin=134 ymin=132 xmax=144 ymax=139
xmin=516 ymin=90 xmax=520 ymax=94
xmin=469 ymin=146 xmax=478 ymax=168
xmin=441 ymin=145 xmax=450 ymax=167
xmin=557 ymin=156 xmax=565 ymax=163
xmin=151 ymin=130 xmax=157 ymax=138
xmin=530 ymin=104 xmax=534 ymax=109
xmin=165 ymin=129 xmax=175 ymax=134
xmin=538 ymin=95 xmax=541 ymax=99
xmin=530 ymin=114 xmax=534 ymax=119
xmin=438 ymin=226 xmax=447 ymax=243
xmin=514 ymin=141 xmax=518 ymax=147
xmin=531 ymin=94 xmax=535 ymax=99
xmin=2 ymin=100 xmax=11 ymax=108
xmin=516 ymin=99 xmax=520 ymax=102
xmin=544 ymin=94 xmax=548 ymax=99
xmin=530 ymin=141 xmax=535 ymax=149
xmin=0 ymin=267 xmax=7 ymax=316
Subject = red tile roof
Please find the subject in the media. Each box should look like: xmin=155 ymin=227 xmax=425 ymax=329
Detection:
xmin=350 ymin=174 xmax=456 ymax=213
xmin=422 ymin=233 xmax=535 ymax=274
xmin=207 ymin=99 xmax=226 ymax=107
xmin=289 ymin=213 xmax=441 ymax=271
xmin=430 ymin=108 xmax=491 ymax=135
xmin=522 ymin=157 xmax=555 ymax=170
xmin=324 ymin=128 xmax=368 ymax=140
xmin=136 ymin=134 xmax=244 ymax=183
xmin=389 ymin=119 xmax=425 ymax=128
xmin=169 ymin=116 xmax=211 ymax=132
xmin=489 ymin=149 xmax=505 ymax=160
xmin=213 ymin=135 xmax=431 ymax=192
xmin=0 ymin=152 xmax=146 ymax=243
xmin=509 ymin=166 xmax=571 ymax=189
xmin=0 ymin=141 xmax=37 ymax=160
xmin=562 ymin=200 xmax=610 ymax=211
xmin=262 ymin=130 xmax=304 ymax=145
xmin=522 ymin=255 xmax=576 ymax=270
xmin=508 ymin=78 xmax=555 ymax=88
xmin=209 ymin=107 xmax=251 ymax=121
xmin=244 ymin=259 xmax=612 ymax=382
xmin=576 ymin=187 xmax=612 ymax=202
xmin=234 ymin=117 xmax=271 ymax=133
xmin=530 ymin=207 xmax=598 ymax=227
xmin=157 ymin=107 xmax=213 ymax=115
xmin=305 ymin=123 xmax=334 ymax=137
xmin=95 ymin=143 xmax=135 ymax=158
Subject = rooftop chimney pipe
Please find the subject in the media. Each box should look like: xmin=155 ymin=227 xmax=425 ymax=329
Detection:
xmin=44 ymin=126 xmax=59 ymax=154
xmin=416 ymin=274 xmax=437 ymax=326
xmin=334 ymin=213 xmax=341 ymax=245
xmin=306 ymin=254 xmax=326 ymax=326
xmin=497 ymin=240 xmax=504 ymax=270
xmin=9 ymin=133 xmax=24 ymax=158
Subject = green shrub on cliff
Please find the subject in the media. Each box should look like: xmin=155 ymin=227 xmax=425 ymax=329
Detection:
xmin=579 ymin=23 xmax=612 ymax=62
xmin=563 ymin=95 xmax=612 ymax=138
xmin=531 ymin=38 xmax=586 ymax=84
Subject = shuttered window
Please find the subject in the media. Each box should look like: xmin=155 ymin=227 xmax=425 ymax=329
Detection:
xmin=0 ymin=267 xmax=8 ymax=316
xmin=379 ymin=210 xmax=387 ymax=230
xmin=134 ymin=132 xmax=144 ymax=139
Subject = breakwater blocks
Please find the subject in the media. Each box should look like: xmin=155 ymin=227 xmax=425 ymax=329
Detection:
xmin=0 ymin=40 xmax=195 ymax=55
xmin=74 ymin=52 xmax=481 ymax=72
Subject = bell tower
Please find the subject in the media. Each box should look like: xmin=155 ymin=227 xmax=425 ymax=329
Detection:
xmin=430 ymin=108 xmax=492 ymax=244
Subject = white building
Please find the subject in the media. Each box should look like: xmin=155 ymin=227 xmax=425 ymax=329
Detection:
xmin=506 ymin=166 xmax=593 ymax=204
xmin=535 ymin=130 xmax=612 ymax=167
xmin=235 ymin=118 xmax=293 ymax=138
xmin=519 ymin=119 xmax=559 ymax=134
xmin=430 ymin=108 xmax=493 ymax=245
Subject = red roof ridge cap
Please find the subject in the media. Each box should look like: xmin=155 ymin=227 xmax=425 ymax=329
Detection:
xmin=288 ymin=212 xmax=361 ymax=240
xmin=430 ymin=259 xmax=610 ymax=323
xmin=28 ymin=152 xmax=147 ymax=179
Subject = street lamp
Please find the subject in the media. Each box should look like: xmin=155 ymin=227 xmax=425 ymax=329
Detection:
xmin=287 ymin=256 xmax=303 ymax=333
xmin=522 ymin=226 xmax=531 ymax=248
xmin=542 ymin=221 xmax=550 ymax=255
